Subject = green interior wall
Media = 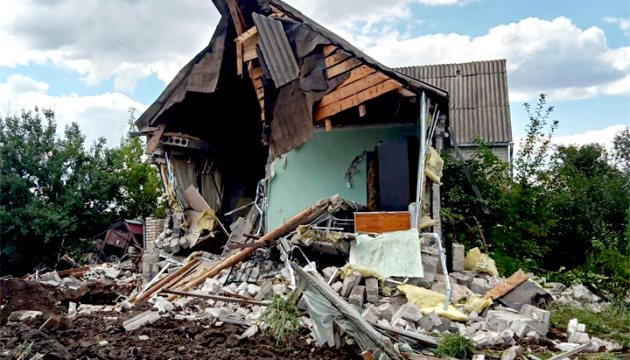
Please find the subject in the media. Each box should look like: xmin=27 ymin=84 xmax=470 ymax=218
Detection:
xmin=267 ymin=125 xmax=417 ymax=230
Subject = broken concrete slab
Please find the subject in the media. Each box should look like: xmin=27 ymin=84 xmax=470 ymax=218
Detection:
xmin=123 ymin=311 xmax=161 ymax=331
xmin=487 ymin=310 xmax=548 ymax=336
xmin=8 ymin=310 xmax=43 ymax=323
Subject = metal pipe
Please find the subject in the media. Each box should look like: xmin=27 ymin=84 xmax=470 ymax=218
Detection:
xmin=423 ymin=232 xmax=451 ymax=310
xmin=141 ymin=262 xmax=171 ymax=292
xmin=414 ymin=93 xmax=429 ymax=228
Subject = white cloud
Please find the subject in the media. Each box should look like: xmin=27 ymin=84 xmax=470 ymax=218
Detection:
xmin=0 ymin=75 xmax=147 ymax=147
xmin=513 ymin=124 xmax=627 ymax=158
xmin=604 ymin=16 xmax=630 ymax=33
xmin=0 ymin=0 xmax=221 ymax=92
xmin=360 ymin=17 xmax=630 ymax=102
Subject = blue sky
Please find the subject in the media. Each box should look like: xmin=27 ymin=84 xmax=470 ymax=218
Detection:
xmin=0 ymin=0 xmax=628 ymax=147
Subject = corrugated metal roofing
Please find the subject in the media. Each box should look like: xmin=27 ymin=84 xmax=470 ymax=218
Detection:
xmin=397 ymin=60 xmax=513 ymax=144
xmin=252 ymin=13 xmax=299 ymax=88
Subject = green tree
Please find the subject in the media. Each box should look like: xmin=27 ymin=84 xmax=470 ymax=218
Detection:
xmin=0 ymin=108 xmax=163 ymax=275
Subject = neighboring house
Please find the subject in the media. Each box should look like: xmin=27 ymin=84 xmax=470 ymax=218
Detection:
xmin=398 ymin=60 xmax=514 ymax=164
xmin=89 ymin=220 xmax=144 ymax=262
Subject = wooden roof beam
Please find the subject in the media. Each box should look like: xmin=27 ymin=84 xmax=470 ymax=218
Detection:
xmin=314 ymin=80 xmax=402 ymax=122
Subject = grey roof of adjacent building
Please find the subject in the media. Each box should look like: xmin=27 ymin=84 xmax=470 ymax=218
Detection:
xmin=397 ymin=60 xmax=513 ymax=144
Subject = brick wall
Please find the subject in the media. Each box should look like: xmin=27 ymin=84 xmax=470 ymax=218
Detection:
xmin=145 ymin=216 xmax=165 ymax=254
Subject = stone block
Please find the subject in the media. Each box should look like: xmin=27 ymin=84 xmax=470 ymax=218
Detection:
xmin=405 ymin=323 xmax=417 ymax=332
xmin=201 ymin=279 xmax=221 ymax=294
xmin=361 ymin=304 xmax=381 ymax=324
xmin=377 ymin=303 xmax=394 ymax=322
xmin=418 ymin=311 xmax=441 ymax=331
xmin=331 ymin=281 xmax=343 ymax=293
xmin=487 ymin=310 xmax=548 ymax=336
xmin=435 ymin=316 xmax=451 ymax=332
xmin=365 ymin=278 xmax=379 ymax=303
xmin=349 ymin=285 xmax=365 ymax=309
xmin=392 ymin=303 xmax=422 ymax=325
xmin=500 ymin=345 xmax=522 ymax=360
xmin=341 ymin=271 xmax=362 ymax=298
xmin=422 ymin=255 xmax=439 ymax=281
xmin=450 ymin=272 xmax=473 ymax=287
xmin=471 ymin=278 xmax=492 ymax=295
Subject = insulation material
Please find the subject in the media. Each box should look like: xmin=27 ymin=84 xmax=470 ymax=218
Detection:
xmin=424 ymin=146 xmax=444 ymax=184
xmin=338 ymin=263 xmax=384 ymax=281
xmin=418 ymin=215 xmax=437 ymax=230
xmin=397 ymin=284 xmax=468 ymax=321
xmin=355 ymin=229 xmax=424 ymax=278
xmin=464 ymin=247 xmax=499 ymax=276
xmin=197 ymin=209 xmax=218 ymax=235
xmin=463 ymin=294 xmax=493 ymax=313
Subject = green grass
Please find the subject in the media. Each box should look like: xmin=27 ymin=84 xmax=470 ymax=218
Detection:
xmin=259 ymin=292 xmax=302 ymax=350
xmin=549 ymin=302 xmax=630 ymax=348
xmin=436 ymin=333 xmax=475 ymax=359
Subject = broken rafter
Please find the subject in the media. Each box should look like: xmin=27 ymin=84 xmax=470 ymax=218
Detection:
xmin=145 ymin=122 xmax=166 ymax=154
xmin=314 ymin=80 xmax=402 ymax=122
xmin=318 ymin=72 xmax=389 ymax=108
xmin=225 ymin=0 xmax=247 ymax=36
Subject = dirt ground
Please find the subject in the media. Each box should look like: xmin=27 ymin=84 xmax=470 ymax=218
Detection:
xmin=0 ymin=278 xmax=361 ymax=359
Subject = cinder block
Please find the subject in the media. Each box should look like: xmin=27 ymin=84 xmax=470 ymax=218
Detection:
xmin=349 ymin=285 xmax=365 ymax=309
xmin=365 ymin=278 xmax=379 ymax=303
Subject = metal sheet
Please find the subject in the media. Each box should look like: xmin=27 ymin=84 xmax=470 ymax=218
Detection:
xmin=397 ymin=60 xmax=512 ymax=144
xmin=252 ymin=13 xmax=299 ymax=87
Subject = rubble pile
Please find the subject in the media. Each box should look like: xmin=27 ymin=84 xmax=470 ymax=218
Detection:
xmin=2 ymin=197 xmax=626 ymax=359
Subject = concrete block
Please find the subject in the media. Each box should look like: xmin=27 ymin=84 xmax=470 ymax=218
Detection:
xmin=349 ymin=285 xmax=365 ymax=309
xmin=471 ymin=277 xmax=492 ymax=295
xmin=341 ymin=271 xmax=362 ymax=298
xmin=365 ymin=278 xmax=379 ymax=303
xmin=377 ymin=303 xmax=394 ymax=322
xmin=471 ymin=332 xmax=491 ymax=347
xmin=361 ymin=305 xmax=381 ymax=324
xmin=422 ymin=255 xmax=439 ymax=281
xmin=487 ymin=310 xmax=548 ymax=336
xmin=201 ymin=279 xmax=221 ymax=294
xmin=331 ymin=281 xmax=343 ymax=294
xmin=500 ymin=345 xmax=522 ymax=360
xmin=418 ymin=311 xmax=441 ymax=332
xmin=435 ymin=316 xmax=451 ymax=332
xmin=246 ymin=284 xmax=261 ymax=297
xmin=450 ymin=272 xmax=473 ymax=287
xmin=452 ymin=244 xmax=465 ymax=271
xmin=520 ymin=304 xmax=550 ymax=324
xmin=392 ymin=303 xmax=422 ymax=325
xmin=405 ymin=323 xmax=417 ymax=332
xmin=322 ymin=266 xmax=338 ymax=281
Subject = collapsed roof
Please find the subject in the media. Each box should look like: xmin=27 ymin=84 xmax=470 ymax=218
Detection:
xmin=136 ymin=0 xmax=450 ymax=157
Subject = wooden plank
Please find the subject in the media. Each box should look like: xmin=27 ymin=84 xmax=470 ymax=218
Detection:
xmin=318 ymin=72 xmax=389 ymax=108
xmin=327 ymin=58 xmax=362 ymax=78
xmin=354 ymin=212 xmax=411 ymax=233
xmin=250 ymin=67 xmax=264 ymax=80
xmin=336 ymin=65 xmax=376 ymax=89
xmin=324 ymin=119 xmax=332 ymax=131
xmin=145 ymin=122 xmax=166 ymax=154
xmin=397 ymin=87 xmax=415 ymax=97
xmin=252 ymin=77 xmax=263 ymax=91
xmin=314 ymin=80 xmax=401 ymax=121
xmin=325 ymin=51 xmax=351 ymax=68
xmin=234 ymin=26 xmax=258 ymax=44
xmin=161 ymin=289 xmax=271 ymax=306
xmin=243 ymin=43 xmax=258 ymax=62
xmin=547 ymin=343 xmax=591 ymax=360
xmin=56 ymin=266 xmax=91 ymax=277
xmin=256 ymin=87 xmax=264 ymax=100
xmin=323 ymin=44 xmax=337 ymax=57
xmin=484 ymin=269 xmax=529 ymax=299
xmin=236 ymin=42 xmax=243 ymax=76
xmin=225 ymin=0 xmax=246 ymax=36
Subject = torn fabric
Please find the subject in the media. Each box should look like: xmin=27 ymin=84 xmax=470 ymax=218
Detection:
xmin=355 ymin=229 xmax=424 ymax=278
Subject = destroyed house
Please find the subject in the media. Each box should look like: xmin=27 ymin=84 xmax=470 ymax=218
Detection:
xmin=136 ymin=0 xmax=451 ymax=244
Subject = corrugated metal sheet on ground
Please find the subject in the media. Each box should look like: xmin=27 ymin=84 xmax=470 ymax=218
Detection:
xmin=252 ymin=13 xmax=299 ymax=88
xmin=397 ymin=60 xmax=512 ymax=144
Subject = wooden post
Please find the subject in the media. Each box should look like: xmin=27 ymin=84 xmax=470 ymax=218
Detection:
xmin=324 ymin=119 xmax=333 ymax=132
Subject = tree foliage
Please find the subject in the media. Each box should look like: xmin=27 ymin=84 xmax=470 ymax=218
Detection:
xmin=441 ymin=95 xmax=630 ymax=299
xmin=0 ymin=108 xmax=163 ymax=275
